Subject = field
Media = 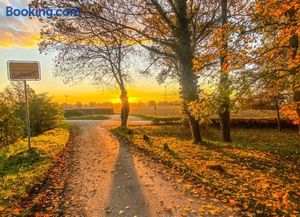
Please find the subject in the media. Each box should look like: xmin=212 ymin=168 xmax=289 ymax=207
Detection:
xmin=112 ymin=125 xmax=300 ymax=216
xmin=113 ymin=104 xmax=183 ymax=117
xmin=65 ymin=114 xmax=109 ymax=120
xmin=126 ymin=105 xmax=277 ymax=119
xmin=0 ymin=128 xmax=70 ymax=216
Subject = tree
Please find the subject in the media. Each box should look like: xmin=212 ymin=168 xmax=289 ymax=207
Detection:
xmin=76 ymin=101 xmax=83 ymax=108
xmin=112 ymin=0 xmax=220 ymax=143
xmin=0 ymin=94 xmax=24 ymax=146
xmin=240 ymin=76 xmax=291 ymax=131
xmin=249 ymin=0 xmax=300 ymax=133
xmin=218 ymin=0 xmax=231 ymax=141
xmin=188 ymin=89 xmax=217 ymax=127
xmin=89 ymin=102 xmax=97 ymax=108
xmin=193 ymin=0 xmax=250 ymax=141
xmin=148 ymin=100 xmax=157 ymax=117
xmin=0 ymin=82 xmax=34 ymax=146
xmin=32 ymin=0 xmax=222 ymax=142
xmin=32 ymin=0 xmax=135 ymax=127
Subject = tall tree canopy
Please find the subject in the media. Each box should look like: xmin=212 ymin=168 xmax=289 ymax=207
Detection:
xmin=32 ymin=0 xmax=136 ymax=126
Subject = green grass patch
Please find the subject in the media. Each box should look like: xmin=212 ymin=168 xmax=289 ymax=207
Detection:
xmin=0 ymin=128 xmax=70 ymax=215
xmin=112 ymin=125 xmax=300 ymax=215
xmin=131 ymin=114 xmax=156 ymax=120
xmin=65 ymin=114 xmax=109 ymax=120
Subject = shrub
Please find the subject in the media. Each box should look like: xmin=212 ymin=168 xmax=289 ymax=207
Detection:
xmin=0 ymin=83 xmax=64 ymax=146
xmin=29 ymin=93 xmax=64 ymax=135
xmin=210 ymin=117 xmax=297 ymax=129
xmin=0 ymin=106 xmax=24 ymax=146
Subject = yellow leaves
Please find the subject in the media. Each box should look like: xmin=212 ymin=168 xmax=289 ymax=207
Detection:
xmin=258 ymin=182 xmax=269 ymax=189
xmin=0 ymin=206 xmax=4 ymax=211
xmin=116 ymin=125 xmax=300 ymax=215
xmin=272 ymin=192 xmax=279 ymax=199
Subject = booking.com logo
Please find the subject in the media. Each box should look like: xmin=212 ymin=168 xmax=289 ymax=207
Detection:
xmin=6 ymin=6 xmax=81 ymax=18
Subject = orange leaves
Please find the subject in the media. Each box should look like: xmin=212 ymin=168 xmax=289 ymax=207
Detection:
xmin=229 ymin=199 xmax=239 ymax=206
xmin=193 ymin=54 xmax=216 ymax=72
xmin=280 ymin=103 xmax=300 ymax=125
xmin=12 ymin=208 xmax=21 ymax=215
xmin=288 ymin=53 xmax=300 ymax=69
xmin=116 ymin=125 xmax=300 ymax=216
xmin=253 ymin=0 xmax=299 ymax=19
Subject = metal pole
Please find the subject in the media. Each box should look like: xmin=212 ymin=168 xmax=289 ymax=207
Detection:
xmin=65 ymin=95 xmax=68 ymax=109
xmin=66 ymin=96 xmax=68 ymax=108
xmin=164 ymin=85 xmax=167 ymax=118
xmin=24 ymin=81 xmax=31 ymax=149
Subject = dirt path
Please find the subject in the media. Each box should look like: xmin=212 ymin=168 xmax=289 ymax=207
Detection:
xmin=60 ymin=123 xmax=233 ymax=217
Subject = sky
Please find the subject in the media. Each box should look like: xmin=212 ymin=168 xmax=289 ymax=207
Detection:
xmin=0 ymin=0 xmax=179 ymax=104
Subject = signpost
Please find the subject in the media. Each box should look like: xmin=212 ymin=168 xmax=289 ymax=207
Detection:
xmin=7 ymin=60 xmax=41 ymax=149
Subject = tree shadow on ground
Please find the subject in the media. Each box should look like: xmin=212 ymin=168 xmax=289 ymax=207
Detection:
xmin=106 ymin=142 xmax=151 ymax=217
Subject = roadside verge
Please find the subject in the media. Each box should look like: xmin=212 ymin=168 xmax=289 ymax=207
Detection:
xmin=0 ymin=126 xmax=71 ymax=216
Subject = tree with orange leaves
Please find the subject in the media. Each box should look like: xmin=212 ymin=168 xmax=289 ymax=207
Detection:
xmin=249 ymin=0 xmax=300 ymax=133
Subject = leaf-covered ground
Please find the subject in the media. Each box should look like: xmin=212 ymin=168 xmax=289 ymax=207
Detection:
xmin=112 ymin=126 xmax=300 ymax=216
xmin=0 ymin=127 xmax=70 ymax=216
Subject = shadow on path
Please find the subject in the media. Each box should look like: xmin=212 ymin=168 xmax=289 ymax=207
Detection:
xmin=106 ymin=142 xmax=151 ymax=217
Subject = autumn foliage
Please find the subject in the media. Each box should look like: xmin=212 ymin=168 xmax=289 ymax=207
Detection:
xmin=113 ymin=125 xmax=300 ymax=216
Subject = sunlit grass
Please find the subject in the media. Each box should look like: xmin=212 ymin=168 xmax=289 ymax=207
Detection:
xmin=0 ymin=128 xmax=69 ymax=215
xmin=112 ymin=125 xmax=300 ymax=215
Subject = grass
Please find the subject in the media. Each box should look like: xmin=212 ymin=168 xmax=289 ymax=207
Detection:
xmin=112 ymin=125 xmax=300 ymax=216
xmin=65 ymin=114 xmax=109 ymax=120
xmin=0 ymin=128 xmax=70 ymax=216
xmin=132 ymin=114 xmax=156 ymax=120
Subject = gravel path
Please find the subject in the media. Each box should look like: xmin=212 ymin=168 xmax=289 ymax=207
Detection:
xmin=59 ymin=123 xmax=232 ymax=217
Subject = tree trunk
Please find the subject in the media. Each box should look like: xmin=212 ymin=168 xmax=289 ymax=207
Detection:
xmin=188 ymin=111 xmax=202 ymax=144
xmin=175 ymin=0 xmax=202 ymax=143
xmin=293 ymin=90 xmax=300 ymax=135
xmin=120 ymin=89 xmax=129 ymax=127
xmin=182 ymin=96 xmax=202 ymax=144
xmin=4 ymin=123 xmax=8 ymax=146
xmin=219 ymin=99 xmax=231 ymax=141
xmin=178 ymin=63 xmax=202 ymax=143
xmin=287 ymin=8 xmax=299 ymax=135
xmin=274 ymin=96 xmax=282 ymax=131
xmin=219 ymin=0 xmax=231 ymax=142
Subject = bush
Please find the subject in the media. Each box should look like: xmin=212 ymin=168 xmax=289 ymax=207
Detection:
xmin=29 ymin=93 xmax=64 ymax=135
xmin=0 ymin=106 xmax=24 ymax=146
xmin=0 ymin=83 xmax=64 ymax=146
xmin=210 ymin=117 xmax=297 ymax=129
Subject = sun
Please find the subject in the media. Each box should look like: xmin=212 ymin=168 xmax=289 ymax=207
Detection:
xmin=110 ymin=97 xmax=139 ymax=104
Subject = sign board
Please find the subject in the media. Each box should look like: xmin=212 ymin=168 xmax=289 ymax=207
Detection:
xmin=7 ymin=60 xmax=41 ymax=81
